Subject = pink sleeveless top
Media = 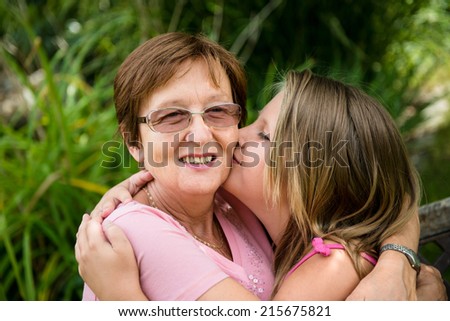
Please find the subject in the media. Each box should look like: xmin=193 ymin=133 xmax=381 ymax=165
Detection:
xmin=286 ymin=237 xmax=377 ymax=278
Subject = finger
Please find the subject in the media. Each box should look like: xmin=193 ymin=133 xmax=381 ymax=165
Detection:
xmin=85 ymin=218 xmax=109 ymax=247
xmin=90 ymin=196 xmax=122 ymax=221
xmin=76 ymin=214 xmax=91 ymax=242
xmin=76 ymin=214 xmax=90 ymax=235
xmin=103 ymin=221 xmax=133 ymax=252
xmin=419 ymin=264 xmax=440 ymax=278
xmin=99 ymin=171 xmax=154 ymax=217
xmin=75 ymin=214 xmax=91 ymax=262
xmin=98 ymin=197 xmax=123 ymax=219
xmin=127 ymin=170 xmax=154 ymax=195
xmin=93 ymin=171 xmax=154 ymax=219
xmin=90 ymin=204 xmax=106 ymax=221
xmin=90 ymin=198 xmax=118 ymax=221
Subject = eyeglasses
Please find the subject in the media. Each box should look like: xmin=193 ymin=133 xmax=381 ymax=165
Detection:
xmin=138 ymin=103 xmax=241 ymax=133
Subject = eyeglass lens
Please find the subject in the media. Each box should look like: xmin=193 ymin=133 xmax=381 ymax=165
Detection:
xmin=149 ymin=104 xmax=240 ymax=133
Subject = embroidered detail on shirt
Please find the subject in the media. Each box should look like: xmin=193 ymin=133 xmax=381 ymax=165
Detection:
xmin=222 ymin=203 xmax=267 ymax=296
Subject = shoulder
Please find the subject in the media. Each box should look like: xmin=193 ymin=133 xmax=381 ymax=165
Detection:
xmin=104 ymin=201 xmax=188 ymax=246
xmin=274 ymin=245 xmax=360 ymax=300
xmin=106 ymin=201 xmax=184 ymax=229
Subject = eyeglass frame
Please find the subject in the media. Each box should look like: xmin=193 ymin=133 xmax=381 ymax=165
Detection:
xmin=137 ymin=103 xmax=242 ymax=133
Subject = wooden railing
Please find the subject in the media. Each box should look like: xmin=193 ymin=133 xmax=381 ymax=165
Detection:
xmin=418 ymin=197 xmax=450 ymax=299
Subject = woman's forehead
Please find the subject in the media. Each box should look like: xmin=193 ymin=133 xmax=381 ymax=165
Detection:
xmin=258 ymin=92 xmax=284 ymax=121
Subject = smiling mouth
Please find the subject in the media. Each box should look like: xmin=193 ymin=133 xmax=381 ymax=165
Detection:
xmin=179 ymin=155 xmax=216 ymax=165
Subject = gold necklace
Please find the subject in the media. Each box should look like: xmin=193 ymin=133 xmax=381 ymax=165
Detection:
xmin=144 ymin=186 xmax=157 ymax=208
xmin=191 ymin=220 xmax=224 ymax=251
xmin=144 ymin=186 xmax=224 ymax=251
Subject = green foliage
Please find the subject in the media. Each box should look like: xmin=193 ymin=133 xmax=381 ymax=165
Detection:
xmin=0 ymin=1 xmax=139 ymax=300
xmin=1 ymin=0 xmax=449 ymax=300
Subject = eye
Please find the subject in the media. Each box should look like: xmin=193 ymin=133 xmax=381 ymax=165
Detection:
xmin=205 ymin=106 xmax=228 ymax=119
xmin=207 ymin=106 xmax=227 ymax=113
xmin=258 ymin=131 xmax=270 ymax=141
xmin=152 ymin=109 xmax=187 ymax=124
xmin=163 ymin=110 xmax=185 ymax=119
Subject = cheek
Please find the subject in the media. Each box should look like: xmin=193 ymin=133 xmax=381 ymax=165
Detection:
xmin=222 ymin=127 xmax=238 ymax=146
xmin=142 ymin=133 xmax=178 ymax=168
xmin=143 ymin=142 xmax=167 ymax=169
xmin=247 ymin=144 xmax=267 ymax=190
xmin=241 ymin=141 xmax=269 ymax=168
xmin=216 ymin=127 xmax=239 ymax=160
xmin=238 ymin=144 xmax=266 ymax=184
xmin=233 ymin=159 xmax=265 ymax=204
xmin=249 ymin=158 xmax=266 ymax=186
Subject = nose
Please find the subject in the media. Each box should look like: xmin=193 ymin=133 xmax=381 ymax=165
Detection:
xmin=185 ymin=113 xmax=214 ymax=143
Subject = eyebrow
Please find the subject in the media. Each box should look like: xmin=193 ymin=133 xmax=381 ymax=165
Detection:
xmin=154 ymin=95 xmax=232 ymax=109
xmin=154 ymin=100 xmax=186 ymax=109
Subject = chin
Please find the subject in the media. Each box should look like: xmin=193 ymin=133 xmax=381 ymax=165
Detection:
xmin=183 ymin=179 xmax=224 ymax=195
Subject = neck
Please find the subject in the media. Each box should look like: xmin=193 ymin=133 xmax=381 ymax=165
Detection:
xmin=140 ymin=183 xmax=231 ymax=259
xmin=143 ymin=182 xmax=216 ymax=236
xmin=218 ymin=188 xmax=289 ymax=246
xmin=252 ymin=202 xmax=289 ymax=246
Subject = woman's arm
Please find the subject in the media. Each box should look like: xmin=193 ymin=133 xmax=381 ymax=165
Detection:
xmin=347 ymin=211 xmax=420 ymax=300
xmin=75 ymin=214 xmax=147 ymax=300
xmin=351 ymin=211 xmax=447 ymax=301
xmin=75 ymin=170 xmax=152 ymax=300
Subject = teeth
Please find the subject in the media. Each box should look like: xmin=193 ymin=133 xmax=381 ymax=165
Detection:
xmin=181 ymin=156 xmax=213 ymax=164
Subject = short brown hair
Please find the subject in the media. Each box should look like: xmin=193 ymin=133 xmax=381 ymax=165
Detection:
xmin=114 ymin=32 xmax=247 ymax=146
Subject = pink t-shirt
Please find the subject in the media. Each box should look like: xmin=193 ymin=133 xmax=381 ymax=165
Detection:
xmin=83 ymin=198 xmax=274 ymax=301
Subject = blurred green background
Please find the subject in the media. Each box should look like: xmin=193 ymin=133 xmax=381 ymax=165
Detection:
xmin=0 ymin=0 xmax=449 ymax=300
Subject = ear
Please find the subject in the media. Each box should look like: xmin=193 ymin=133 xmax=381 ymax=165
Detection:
xmin=120 ymin=125 xmax=145 ymax=168
xmin=128 ymin=145 xmax=144 ymax=166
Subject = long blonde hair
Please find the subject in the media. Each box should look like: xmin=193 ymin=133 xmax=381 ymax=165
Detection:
xmin=267 ymin=70 xmax=420 ymax=295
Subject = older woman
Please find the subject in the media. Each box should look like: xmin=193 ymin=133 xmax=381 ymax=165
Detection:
xmin=81 ymin=32 xmax=274 ymax=301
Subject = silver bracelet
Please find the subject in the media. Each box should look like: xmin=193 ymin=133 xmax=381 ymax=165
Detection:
xmin=379 ymin=243 xmax=421 ymax=274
